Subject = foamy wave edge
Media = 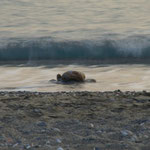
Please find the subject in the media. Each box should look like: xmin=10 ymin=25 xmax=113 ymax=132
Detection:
xmin=0 ymin=36 xmax=150 ymax=63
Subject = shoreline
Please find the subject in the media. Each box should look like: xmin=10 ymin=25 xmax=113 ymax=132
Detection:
xmin=0 ymin=89 xmax=149 ymax=94
xmin=0 ymin=90 xmax=150 ymax=150
xmin=1 ymin=58 xmax=150 ymax=66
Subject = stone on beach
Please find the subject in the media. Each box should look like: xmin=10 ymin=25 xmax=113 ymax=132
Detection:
xmin=57 ymin=147 xmax=64 ymax=150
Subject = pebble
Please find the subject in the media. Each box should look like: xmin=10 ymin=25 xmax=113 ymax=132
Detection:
xmin=53 ymin=128 xmax=61 ymax=132
xmin=57 ymin=147 xmax=64 ymax=150
xmin=73 ymin=93 xmax=76 ymax=97
xmin=34 ymin=145 xmax=42 ymax=148
xmin=130 ymin=135 xmax=138 ymax=142
xmin=36 ymin=121 xmax=47 ymax=127
xmin=90 ymin=123 xmax=94 ymax=128
xmin=13 ymin=143 xmax=19 ymax=147
xmin=110 ymin=98 xmax=115 ymax=101
xmin=121 ymin=130 xmax=133 ymax=136
xmin=35 ymin=92 xmax=39 ymax=96
xmin=94 ymin=147 xmax=101 ymax=150
xmin=46 ymin=140 xmax=50 ymax=144
xmin=140 ymin=123 xmax=145 ymax=126
xmin=121 ymin=130 xmax=129 ymax=136
xmin=97 ymin=130 xmax=103 ymax=134
xmin=41 ymin=129 xmax=46 ymax=133
xmin=7 ymin=137 xmax=13 ymax=144
xmin=33 ymin=109 xmax=41 ymax=113
xmin=143 ymin=135 xmax=149 ymax=138
xmin=32 ymin=109 xmax=43 ymax=116
xmin=24 ymin=144 xmax=31 ymax=149
xmin=56 ymin=138 xmax=62 ymax=143
xmin=45 ymin=141 xmax=51 ymax=148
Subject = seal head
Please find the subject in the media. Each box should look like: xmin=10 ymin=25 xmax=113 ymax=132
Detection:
xmin=57 ymin=71 xmax=85 ymax=82
xmin=57 ymin=74 xmax=62 ymax=81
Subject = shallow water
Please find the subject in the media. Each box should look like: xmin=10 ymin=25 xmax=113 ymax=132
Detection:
xmin=1 ymin=64 xmax=150 ymax=92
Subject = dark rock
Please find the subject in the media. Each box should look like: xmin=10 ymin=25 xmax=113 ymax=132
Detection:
xmin=36 ymin=121 xmax=47 ymax=127
xmin=94 ymin=147 xmax=101 ymax=150
xmin=30 ymin=109 xmax=43 ymax=117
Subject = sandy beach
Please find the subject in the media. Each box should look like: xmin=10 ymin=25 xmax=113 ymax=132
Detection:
xmin=1 ymin=1 xmax=150 ymax=150
xmin=0 ymin=90 xmax=150 ymax=150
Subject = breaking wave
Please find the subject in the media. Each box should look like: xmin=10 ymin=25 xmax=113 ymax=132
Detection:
xmin=0 ymin=35 xmax=150 ymax=63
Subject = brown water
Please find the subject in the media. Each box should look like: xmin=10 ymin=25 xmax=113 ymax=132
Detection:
xmin=0 ymin=64 xmax=150 ymax=92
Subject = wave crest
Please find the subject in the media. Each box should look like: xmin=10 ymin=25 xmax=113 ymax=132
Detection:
xmin=0 ymin=36 xmax=150 ymax=62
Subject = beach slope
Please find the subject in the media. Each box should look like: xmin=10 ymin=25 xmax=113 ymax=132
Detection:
xmin=0 ymin=91 xmax=150 ymax=150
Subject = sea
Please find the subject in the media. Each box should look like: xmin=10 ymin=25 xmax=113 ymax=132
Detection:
xmin=1 ymin=0 xmax=150 ymax=92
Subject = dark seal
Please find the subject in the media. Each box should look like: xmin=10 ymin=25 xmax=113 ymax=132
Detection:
xmin=49 ymin=71 xmax=96 ymax=84
xmin=57 ymin=71 xmax=85 ymax=82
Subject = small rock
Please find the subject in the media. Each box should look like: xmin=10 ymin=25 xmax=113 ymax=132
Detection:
xmin=90 ymin=123 xmax=94 ymax=128
xmin=45 ymin=141 xmax=51 ymax=148
xmin=116 ymin=93 xmax=119 ymax=97
xmin=36 ymin=121 xmax=47 ymax=127
xmin=115 ymin=89 xmax=121 ymax=93
xmin=121 ymin=130 xmax=128 ymax=136
xmin=35 ymin=92 xmax=39 ymax=96
xmin=53 ymin=128 xmax=61 ymax=132
xmin=31 ymin=109 xmax=43 ymax=117
xmin=13 ymin=143 xmax=19 ymax=147
xmin=94 ymin=147 xmax=101 ymax=150
xmin=46 ymin=140 xmax=50 ymax=144
xmin=110 ymin=98 xmax=115 ymax=101
xmin=73 ymin=93 xmax=76 ymax=97
xmin=16 ymin=140 xmax=22 ymax=144
xmin=143 ymin=135 xmax=149 ymax=138
xmin=121 ymin=130 xmax=133 ymax=137
xmin=7 ymin=137 xmax=13 ymax=144
xmin=24 ymin=144 xmax=31 ymax=149
xmin=56 ymin=138 xmax=62 ymax=143
xmin=57 ymin=147 xmax=64 ymax=150
xmin=41 ymin=129 xmax=46 ymax=133
xmin=140 ymin=123 xmax=145 ymax=126
xmin=130 ymin=135 xmax=138 ymax=142
xmin=121 ymin=130 xmax=133 ymax=136
xmin=33 ymin=109 xmax=41 ymax=113
xmin=34 ymin=145 xmax=41 ymax=148
xmin=97 ymin=130 xmax=103 ymax=134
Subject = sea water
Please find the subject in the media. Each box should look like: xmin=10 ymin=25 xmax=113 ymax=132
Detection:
xmin=0 ymin=0 xmax=150 ymax=91
xmin=1 ymin=64 xmax=150 ymax=92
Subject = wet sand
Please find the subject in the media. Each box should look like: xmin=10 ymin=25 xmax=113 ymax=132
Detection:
xmin=0 ymin=90 xmax=150 ymax=150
